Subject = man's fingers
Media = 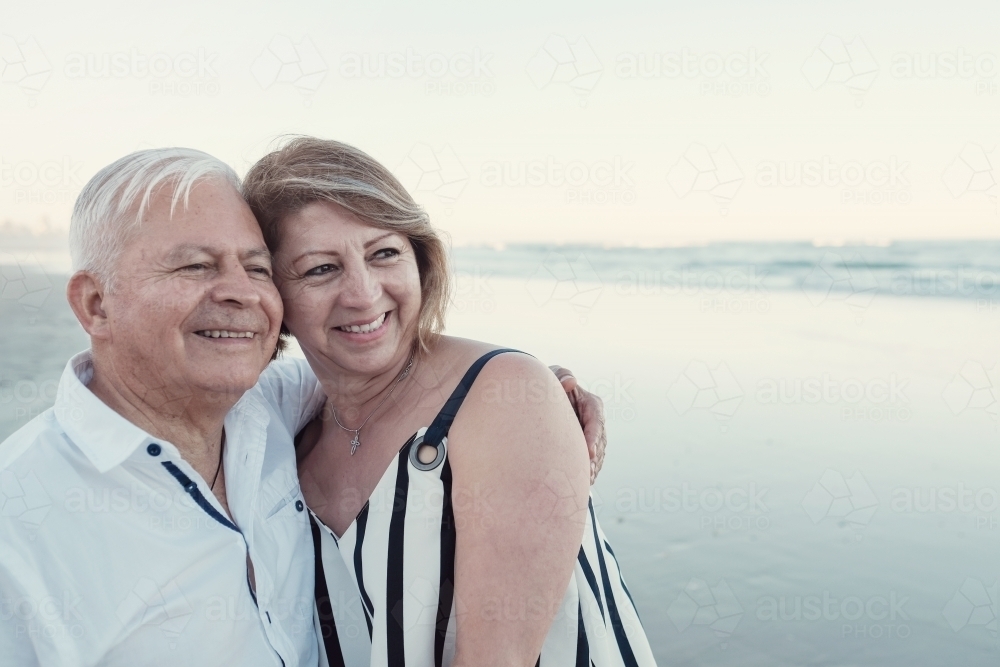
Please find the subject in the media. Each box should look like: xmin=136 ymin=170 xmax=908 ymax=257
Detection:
xmin=549 ymin=365 xmax=579 ymax=392
xmin=574 ymin=386 xmax=606 ymax=484
xmin=548 ymin=364 xmax=605 ymax=484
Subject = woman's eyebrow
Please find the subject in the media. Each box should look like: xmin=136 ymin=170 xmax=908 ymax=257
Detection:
xmin=363 ymin=232 xmax=398 ymax=249
xmin=293 ymin=250 xmax=340 ymax=262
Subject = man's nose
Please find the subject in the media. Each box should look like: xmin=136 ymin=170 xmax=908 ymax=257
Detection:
xmin=213 ymin=259 xmax=262 ymax=306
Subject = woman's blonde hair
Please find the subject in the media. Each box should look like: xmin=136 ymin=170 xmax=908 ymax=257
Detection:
xmin=242 ymin=137 xmax=450 ymax=354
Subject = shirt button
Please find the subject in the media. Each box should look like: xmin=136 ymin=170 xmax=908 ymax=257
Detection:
xmin=147 ymin=443 xmax=162 ymax=456
xmin=184 ymin=481 xmax=197 ymax=492
xmin=295 ymin=500 xmax=304 ymax=512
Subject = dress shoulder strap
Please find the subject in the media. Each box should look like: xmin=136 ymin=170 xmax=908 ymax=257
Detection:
xmin=422 ymin=348 xmax=526 ymax=446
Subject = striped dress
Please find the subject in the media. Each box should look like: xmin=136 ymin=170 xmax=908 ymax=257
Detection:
xmin=310 ymin=350 xmax=656 ymax=667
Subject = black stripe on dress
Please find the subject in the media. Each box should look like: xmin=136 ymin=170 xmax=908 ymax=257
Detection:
xmin=355 ymin=504 xmax=375 ymax=638
xmin=310 ymin=514 xmax=346 ymax=667
xmin=604 ymin=539 xmax=642 ymax=623
xmin=577 ymin=547 xmax=605 ymax=621
xmin=588 ymin=500 xmax=638 ymax=667
xmin=435 ymin=458 xmax=457 ymax=667
xmin=386 ymin=448 xmax=410 ymax=666
xmin=575 ymin=600 xmax=590 ymax=667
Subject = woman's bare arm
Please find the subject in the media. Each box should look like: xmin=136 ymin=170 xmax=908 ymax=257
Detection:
xmin=448 ymin=353 xmax=591 ymax=667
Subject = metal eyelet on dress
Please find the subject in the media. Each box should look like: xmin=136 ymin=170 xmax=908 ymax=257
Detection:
xmin=408 ymin=433 xmax=446 ymax=471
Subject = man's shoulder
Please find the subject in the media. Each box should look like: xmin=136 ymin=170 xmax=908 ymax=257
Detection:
xmin=0 ymin=408 xmax=65 ymax=474
xmin=257 ymin=356 xmax=314 ymax=386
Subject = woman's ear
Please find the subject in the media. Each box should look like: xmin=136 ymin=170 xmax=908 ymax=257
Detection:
xmin=66 ymin=271 xmax=111 ymax=339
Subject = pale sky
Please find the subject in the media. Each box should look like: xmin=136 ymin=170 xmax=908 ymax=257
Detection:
xmin=2 ymin=0 xmax=998 ymax=247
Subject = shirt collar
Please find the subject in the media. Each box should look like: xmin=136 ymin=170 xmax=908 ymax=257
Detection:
xmin=55 ymin=350 xmax=155 ymax=473
xmin=55 ymin=350 xmax=272 ymax=476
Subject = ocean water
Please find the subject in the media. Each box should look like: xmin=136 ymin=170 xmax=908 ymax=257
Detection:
xmin=3 ymin=242 xmax=1000 ymax=665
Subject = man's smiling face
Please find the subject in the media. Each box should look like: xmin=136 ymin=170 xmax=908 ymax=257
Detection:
xmin=100 ymin=179 xmax=283 ymax=403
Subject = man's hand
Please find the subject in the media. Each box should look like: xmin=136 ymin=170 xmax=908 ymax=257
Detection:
xmin=550 ymin=365 xmax=606 ymax=484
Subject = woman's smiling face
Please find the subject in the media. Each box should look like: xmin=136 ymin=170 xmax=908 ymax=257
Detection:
xmin=273 ymin=200 xmax=422 ymax=377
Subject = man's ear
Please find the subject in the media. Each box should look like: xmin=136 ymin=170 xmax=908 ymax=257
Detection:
xmin=66 ymin=271 xmax=111 ymax=339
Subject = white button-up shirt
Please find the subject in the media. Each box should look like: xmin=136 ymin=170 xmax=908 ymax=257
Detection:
xmin=0 ymin=350 xmax=326 ymax=667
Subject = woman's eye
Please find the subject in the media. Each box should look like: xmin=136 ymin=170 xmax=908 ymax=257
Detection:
xmin=304 ymin=264 xmax=337 ymax=277
xmin=372 ymin=248 xmax=400 ymax=260
xmin=248 ymin=266 xmax=272 ymax=277
xmin=181 ymin=263 xmax=207 ymax=272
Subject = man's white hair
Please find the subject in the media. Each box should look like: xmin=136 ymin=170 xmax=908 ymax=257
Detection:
xmin=69 ymin=147 xmax=241 ymax=283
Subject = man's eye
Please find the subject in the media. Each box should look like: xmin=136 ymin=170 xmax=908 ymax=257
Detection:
xmin=248 ymin=266 xmax=272 ymax=277
xmin=372 ymin=248 xmax=400 ymax=260
xmin=304 ymin=264 xmax=337 ymax=277
xmin=180 ymin=263 xmax=207 ymax=272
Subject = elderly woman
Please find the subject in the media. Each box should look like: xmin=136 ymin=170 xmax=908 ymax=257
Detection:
xmin=243 ymin=138 xmax=654 ymax=667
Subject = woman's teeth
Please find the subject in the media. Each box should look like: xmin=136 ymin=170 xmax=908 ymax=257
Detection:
xmin=337 ymin=313 xmax=386 ymax=334
xmin=195 ymin=330 xmax=255 ymax=339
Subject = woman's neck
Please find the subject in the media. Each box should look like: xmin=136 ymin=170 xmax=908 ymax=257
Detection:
xmin=310 ymin=347 xmax=416 ymax=427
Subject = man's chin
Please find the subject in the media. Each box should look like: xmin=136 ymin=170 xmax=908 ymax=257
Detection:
xmin=182 ymin=363 xmax=264 ymax=400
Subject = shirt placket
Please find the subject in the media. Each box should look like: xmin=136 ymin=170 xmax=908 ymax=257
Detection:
xmin=141 ymin=404 xmax=287 ymax=667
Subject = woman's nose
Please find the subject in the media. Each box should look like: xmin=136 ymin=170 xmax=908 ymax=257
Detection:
xmin=339 ymin=265 xmax=381 ymax=309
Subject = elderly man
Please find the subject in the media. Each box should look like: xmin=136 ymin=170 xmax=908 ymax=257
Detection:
xmin=0 ymin=148 xmax=606 ymax=666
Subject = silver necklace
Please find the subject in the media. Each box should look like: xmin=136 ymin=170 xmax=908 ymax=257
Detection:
xmin=331 ymin=352 xmax=414 ymax=455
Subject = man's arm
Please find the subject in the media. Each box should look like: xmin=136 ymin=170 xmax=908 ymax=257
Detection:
xmin=256 ymin=357 xmax=325 ymax=434
xmin=550 ymin=365 xmax=607 ymax=484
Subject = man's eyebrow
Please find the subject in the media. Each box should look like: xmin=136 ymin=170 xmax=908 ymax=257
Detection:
xmin=163 ymin=244 xmax=211 ymax=262
xmin=243 ymin=248 xmax=273 ymax=262
xmin=163 ymin=245 xmax=272 ymax=262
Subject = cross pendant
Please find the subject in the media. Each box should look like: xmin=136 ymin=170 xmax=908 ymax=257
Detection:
xmin=350 ymin=433 xmax=361 ymax=455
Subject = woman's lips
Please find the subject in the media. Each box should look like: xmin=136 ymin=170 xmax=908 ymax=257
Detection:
xmin=333 ymin=311 xmax=391 ymax=341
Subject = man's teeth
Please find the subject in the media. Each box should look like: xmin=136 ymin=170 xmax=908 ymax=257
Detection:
xmin=337 ymin=313 xmax=387 ymax=334
xmin=195 ymin=330 xmax=256 ymax=339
